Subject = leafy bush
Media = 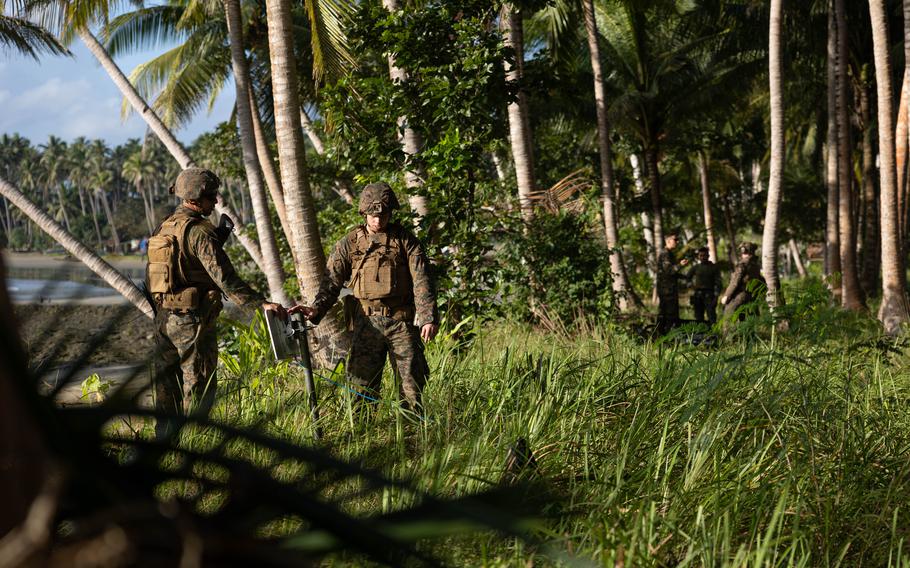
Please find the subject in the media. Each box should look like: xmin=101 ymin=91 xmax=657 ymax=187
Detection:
xmin=498 ymin=210 xmax=614 ymax=325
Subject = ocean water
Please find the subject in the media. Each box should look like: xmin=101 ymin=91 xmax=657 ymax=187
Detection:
xmin=6 ymin=278 xmax=119 ymax=302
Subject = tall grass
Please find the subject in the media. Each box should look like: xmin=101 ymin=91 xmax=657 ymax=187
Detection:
xmin=177 ymin=279 xmax=910 ymax=566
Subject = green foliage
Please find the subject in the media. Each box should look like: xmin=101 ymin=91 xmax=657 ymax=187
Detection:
xmin=499 ymin=210 xmax=615 ymax=324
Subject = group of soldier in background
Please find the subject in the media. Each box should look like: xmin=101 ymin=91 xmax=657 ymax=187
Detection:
xmin=656 ymin=232 xmax=765 ymax=334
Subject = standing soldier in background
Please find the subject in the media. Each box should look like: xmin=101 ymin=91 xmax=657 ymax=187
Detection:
xmin=721 ymin=241 xmax=765 ymax=321
xmin=292 ymin=182 xmax=438 ymax=414
xmin=687 ymin=247 xmax=722 ymax=324
xmin=656 ymin=232 xmax=688 ymax=334
xmin=147 ymin=168 xmax=286 ymax=439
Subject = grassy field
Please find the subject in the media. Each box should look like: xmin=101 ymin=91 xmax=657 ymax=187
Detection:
xmin=151 ymin=279 xmax=910 ymax=566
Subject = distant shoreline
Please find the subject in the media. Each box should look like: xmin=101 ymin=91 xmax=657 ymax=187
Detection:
xmin=2 ymin=251 xmax=146 ymax=271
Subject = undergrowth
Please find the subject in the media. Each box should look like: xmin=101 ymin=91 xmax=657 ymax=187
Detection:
xmin=153 ymin=279 xmax=910 ymax=566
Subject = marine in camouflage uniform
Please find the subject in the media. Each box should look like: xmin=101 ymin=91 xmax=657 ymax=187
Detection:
xmin=149 ymin=168 xmax=283 ymax=439
xmin=686 ymin=247 xmax=722 ymax=324
xmin=656 ymin=233 xmax=687 ymax=333
xmin=721 ymin=242 xmax=765 ymax=321
xmin=295 ymin=183 xmax=438 ymax=412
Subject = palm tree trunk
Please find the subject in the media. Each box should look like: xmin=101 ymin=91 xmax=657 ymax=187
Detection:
xmin=900 ymin=0 xmax=910 ymax=244
xmin=55 ymin=186 xmax=71 ymax=232
xmin=825 ymin=1 xmax=841 ymax=283
xmin=836 ymin=0 xmax=864 ymax=310
xmin=788 ymin=239 xmax=807 ymax=277
xmin=300 ymin=107 xmax=326 ymax=154
xmin=266 ymin=0 xmax=349 ymax=362
xmin=697 ymin=151 xmax=718 ymax=263
xmin=0 ymin=176 xmax=153 ymax=316
xmin=763 ymin=0 xmax=785 ymax=310
xmin=501 ymin=5 xmax=535 ymax=221
xmin=582 ymin=0 xmax=640 ymax=310
xmin=630 ymin=154 xmax=657 ymax=279
xmin=88 ymin=192 xmax=103 ymax=248
xmin=382 ymin=0 xmax=430 ymax=220
xmin=298 ymin=106 xmax=356 ymax=205
xmin=644 ymin=145 xmax=664 ymax=252
xmin=224 ymin=0 xmax=292 ymax=306
xmin=98 ymin=189 xmax=120 ymax=252
xmin=859 ymin=75 xmax=880 ymax=296
xmin=250 ymin=86 xmax=292 ymax=233
xmin=77 ymin=27 xmax=265 ymax=273
xmin=869 ymin=0 xmax=910 ymax=334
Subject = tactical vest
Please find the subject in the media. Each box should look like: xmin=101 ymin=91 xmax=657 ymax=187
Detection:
xmin=348 ymin=226 xmax=412 ymax=307
xmin=147 ymin=212 xmax=215 ymax=310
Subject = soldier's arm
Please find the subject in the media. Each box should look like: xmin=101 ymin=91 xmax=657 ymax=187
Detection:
xmin=404 ymin=232 xmax=438 ymax=327
xmin=189 ymin=224 xmax=265 ymax=306
xmin=309 ymin=237 xmax=352 ymax=324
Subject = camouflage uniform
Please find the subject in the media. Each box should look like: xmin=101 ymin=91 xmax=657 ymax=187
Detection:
xmin=722 ymin=245 xmax=765 ymax=320
xmin=656 ymin=248 xmax=684 ymax=333
xmin=687 ymin=260 xmax=722 ymax=324
xmin=150 ymin=170 xmax=264 ymax=438
xmin=309 ymin=184 xmax=437 ymax=411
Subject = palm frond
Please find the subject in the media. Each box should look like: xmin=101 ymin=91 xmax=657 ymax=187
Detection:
xmin=0 ymin=13 xmax=69 ymax=58
xmin=102 ymin=5 xmax=188 ymax=56
xmin=305 ymin=0 xmax=356 ymax=83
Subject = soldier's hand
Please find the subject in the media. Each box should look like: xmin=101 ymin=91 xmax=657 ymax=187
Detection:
xmin=421 ymin=323 xmax=439 ymax=342
xmin=720 ymin=295 xmax=727 ymax=305
xmin=679 ymin=258 xmax=689 ymax=266
xmin=263 ymin=302 xmax=287 ymax=321
xmin=289 ymin=304 xmax=317 ymax=320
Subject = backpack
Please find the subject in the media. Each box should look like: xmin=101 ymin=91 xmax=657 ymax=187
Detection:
xmin=146 ymin=214 xmax=200 ymax=309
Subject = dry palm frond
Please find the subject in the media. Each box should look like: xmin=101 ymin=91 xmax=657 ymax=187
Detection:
xmin=525 ymin=169 xmax=591 ymax=214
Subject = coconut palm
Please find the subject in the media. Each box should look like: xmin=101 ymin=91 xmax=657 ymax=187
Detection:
xmin=122 ymin=150 xmax=157 ymax=235
xmin=223 ymin=0 xmax=291 ymax=306
xmin=0 ymin=0 xmax=66 ymax=58
xmin=266 ymin=0 xmax=348 ymax=361
xmin=38 ymin=135 xmax=72 ymax=232
xmin=824 ymin=0 xmax=840 ymax=283
xmin=834 ymin=0 xmax=863 ymax=310
xmin=580 ymin=0 xmax=640 ymax=309
xmin=0 ymin=176 xmax=153 ymax=316
xmin=501 ymin=3 xmax=536 ymax=222
xmin=762 ymin=0 xmax=785 ymax=311
xmin=868 ymin=0 xmax=910 ymax=334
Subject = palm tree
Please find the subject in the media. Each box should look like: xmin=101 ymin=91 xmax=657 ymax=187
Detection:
xmin=696 ymin=151 xmax=718 ymax=263
xmin=501 ymin=4 xmax=536 ymax=222
xmin=824 ymin=0 xmax=840 ymax=284
xmin=38 ymin=136 xmax=71 ymax=232
xmin=762 ymin=0 xmax=784 ymax=311
xmin=223 ymin=0 xmax=291 ymax=306
xmin=265 ymin=0 xmax=348 ymax=361
xmin=122 ymin=150 xmax=157 ymax=235
xmin=868 ymin=0 xmax=910 ymax=334
xmin=0 ymin=176 xmax=153 ymax=316
xmin=383 ymin=0 xmax=430 ymax=220
xmin=581 ymin=0 xmax=639 ymax=309
xmin=835 ymin=0 xmax=863 ymax=310
xmin=87 ymin=140 xmax=121 ymax=252
xmin=0 ymin=3 xmax=67 ymax=58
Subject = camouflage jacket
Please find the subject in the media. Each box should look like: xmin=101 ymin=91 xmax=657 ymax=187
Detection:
xmin=686 ymin=261 xmax=722 ymax=293
xmin=722 ymin=258 xmax=764 ymax=300
xmin=310 ymin=222 xmax=437 ymax=327
xmin=656 ymin=249 xmax=685 ymax=296
xmin=156 ymin=206 xmax=265 ymax=307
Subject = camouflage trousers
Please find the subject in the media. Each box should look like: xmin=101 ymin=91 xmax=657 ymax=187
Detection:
xmin=691 ymin=289 xmax=718 ymax=324
xmin=657 ymin=292 xmax=680 ymax=334
xmin=347 ymin=313 xmax=429 ymax=411
xmin=153 ymin=302 xmax=221 ymax=439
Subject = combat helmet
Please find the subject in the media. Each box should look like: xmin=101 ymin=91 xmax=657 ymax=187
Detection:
xmin=358 ymin=182 xmax=400 ymax=215
xmin=738 ymin=241 xmax=757 ymax=255
xmin=170 ymin=168 xmax=221 ymax=200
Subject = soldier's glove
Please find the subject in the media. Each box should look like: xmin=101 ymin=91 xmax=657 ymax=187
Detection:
xmin=215 ymin=213 xmax=235 ymax=245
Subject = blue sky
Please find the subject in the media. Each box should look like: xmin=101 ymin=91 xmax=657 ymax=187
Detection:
xmin=0 ymin=40 xmax=233 ymax=147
